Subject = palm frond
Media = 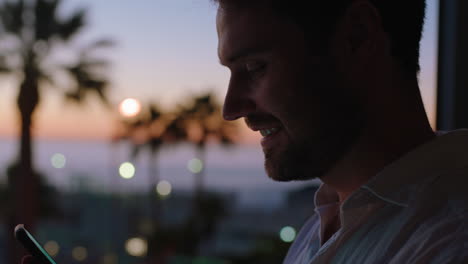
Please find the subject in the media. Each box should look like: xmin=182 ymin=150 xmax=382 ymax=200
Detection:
xmin=65 ymin=90 xmax=81 ymax=101
xmin=177 ymin=92 xmax=238 ymax=145
xmin=149 ymin=104 xmax=162 ymax=121
xmin=0 ymin=0 xmax=26 ymax=35
xmin=93 ymin=82 xmax=109 ymax=105
xmin=65 ymin=60 xmax=109 ymax=106
xmin=218 ymin=121 xmax=237 ymax=145
xmin=163 ymin=116 xmax=188 ymax=142
xmin=57 ymin=7 xmax=86 ymax=41
xmin=34 ymin=0 xmax=60 ymax=41
xmin=84 ymin=39 xmax=115 ymax=51
xmin=78 ymin=58 xmax=109 ymax=68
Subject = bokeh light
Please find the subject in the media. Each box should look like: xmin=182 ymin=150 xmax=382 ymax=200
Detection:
xmin=119 ymin=162 xmax=136 ymax=179
xmin=119 ymin=98 xmax=141 ymax=117
xmin=125 ymin=237 xmax=147 ymax=257
xmin=51 ymin=153 xmax=66 ymax=169
xmin=43 ymin=241 xmax=60 ymax=257
xmin=72 ymin=246 xmax=88 ymax=262
xmin=279 ymin=226 xmax=296 ymax=243
xmin=156 ymin=180 xmax=172 ymax=196
xmin=187 ymin=158 xmax=203 ymax=174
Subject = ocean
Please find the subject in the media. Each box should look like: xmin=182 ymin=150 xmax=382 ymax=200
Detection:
xmin=0 ymin=139 xmax=319 ymax=209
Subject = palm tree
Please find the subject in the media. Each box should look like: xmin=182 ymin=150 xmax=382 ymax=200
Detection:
xmin=115 ymin=103 xmax=187 ymax=219
xmin=180 ymin=93 xmax=237 ymax=199
xmin=115 ymin=103 xmax=189 ymax=262
xmin=117 ymin=94 xmax=237 ymax=256
xmin=172 ymin=93 xmax=237 ymax=255
xmin=0 ymin=0 xmax=112 ymax=262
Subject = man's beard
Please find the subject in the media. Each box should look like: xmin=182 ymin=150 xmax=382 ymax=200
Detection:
xmin=262 ymin=58 xmax=365 ymax=182
xmin=264 ymin=105 xmax=365 ymax=182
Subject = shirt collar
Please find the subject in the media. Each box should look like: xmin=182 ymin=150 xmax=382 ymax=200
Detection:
xmin=314 ymin=183 xmax=339 ymax=208
xmin=362 ymin=129 xmax=468 ymax=207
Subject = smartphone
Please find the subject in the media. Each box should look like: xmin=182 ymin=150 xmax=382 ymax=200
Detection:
xmin=14 ymin=224 xmax=57 ymax=264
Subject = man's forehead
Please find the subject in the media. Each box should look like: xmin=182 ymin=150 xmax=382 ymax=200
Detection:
xmin=216 ymin=7 xmax=282 ymax=65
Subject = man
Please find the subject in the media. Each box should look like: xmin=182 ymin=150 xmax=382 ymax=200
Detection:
xmin=21 ymin=1 xmax=467 ymax=263
xmin=215 ymin=0 xmax=467 ymax=263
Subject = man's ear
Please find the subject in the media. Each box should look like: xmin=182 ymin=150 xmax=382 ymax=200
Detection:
xmin=332 ymin=1 xmax=383 ymax=68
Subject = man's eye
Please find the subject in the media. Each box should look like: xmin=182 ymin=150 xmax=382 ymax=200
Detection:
xmin=245 ymin=61 xmax=266 ymax=75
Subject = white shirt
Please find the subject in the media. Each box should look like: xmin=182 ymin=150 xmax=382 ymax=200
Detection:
xmin=283 ymin=130 xmax=468 ymax=264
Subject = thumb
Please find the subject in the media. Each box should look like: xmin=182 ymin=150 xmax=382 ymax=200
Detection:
xmin=21 ymin=255 xmax=40 ymax=264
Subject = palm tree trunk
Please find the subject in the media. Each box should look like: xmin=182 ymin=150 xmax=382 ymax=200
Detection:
xmin=195 ymin=143 xmax=206 ymax=200
xmin=186 ymin=143 xmax=206 ymax=254
xmin=7 ymin=71 xmax=41 ymax=263
xmin=19 ymin=109 xmax=33 ymax=171
xmin=149 ymin=150 xmax=161 ymax=223
xmin=17 ymin=66 xmax=41 ymax=226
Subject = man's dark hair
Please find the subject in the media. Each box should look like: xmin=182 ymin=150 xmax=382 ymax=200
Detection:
xmin=214 ymin=0 xmax=427 ymax=76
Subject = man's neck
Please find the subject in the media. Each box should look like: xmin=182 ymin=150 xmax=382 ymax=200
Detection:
xmin=320 ymin=118 xmax=436 ymax=204
xmin=321 ymin=71 xmax=436 ymax=204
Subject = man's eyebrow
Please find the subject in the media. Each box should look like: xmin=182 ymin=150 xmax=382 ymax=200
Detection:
xmin=219 ymin=46 xmax=269 ymax=66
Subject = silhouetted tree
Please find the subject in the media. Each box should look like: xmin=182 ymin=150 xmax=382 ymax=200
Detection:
xmin=116 ymin=104 xmax=186 ymax=219
xmin=115 ymin=103 xmax=189 ymax=263
xmin=170 ymin=92 xmax=237 ymax=256
xmin=0 ymin=0 xmax=112 ymax=262
xmin=179 ymin=93 xmax=237 ymax=199
xmin=117 ymin=94 xmax=237 ymax=258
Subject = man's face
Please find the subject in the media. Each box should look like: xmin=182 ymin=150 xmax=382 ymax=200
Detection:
xmin=217 ymin=5 xmax=365 ymax=181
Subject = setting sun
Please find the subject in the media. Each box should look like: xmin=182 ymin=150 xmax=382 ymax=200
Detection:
xmin=119 ymin=98 xmax=142 ymax=117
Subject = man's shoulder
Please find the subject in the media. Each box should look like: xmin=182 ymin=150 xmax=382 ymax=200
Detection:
xmin=392 ymin=175 xmax=468 ymax=264
xmin=424 ymin=167 xmax=468 ymax=206
xmin=365 ymin=169 xmax=468 ymax=263
xmin=409 ymin=168 xmax=468 ymax=227
xmin=408 ymin=130 xmax=468 ymax=217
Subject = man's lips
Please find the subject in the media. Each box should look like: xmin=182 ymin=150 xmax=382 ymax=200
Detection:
xmin=247 ymin=125 xmax=283 ymax=138
xmin=260 ymin=126 xmax=283 ymax=149
xmin=244 ymin=115 xmax=284 ymax=141
xmin=259 ymin=127 xmax=279 ymax=137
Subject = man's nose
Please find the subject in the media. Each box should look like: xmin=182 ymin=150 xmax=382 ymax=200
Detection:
xmin=222 ymin=77 xmax=256 ymax=121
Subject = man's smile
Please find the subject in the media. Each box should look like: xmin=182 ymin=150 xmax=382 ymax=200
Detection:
xmin=260 ymin=127 xmax=284 ymax=149
xmin=259 ymin=127 xmax=280 ymax=137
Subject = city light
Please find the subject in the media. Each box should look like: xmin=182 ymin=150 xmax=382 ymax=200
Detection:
xmin=43 ymin=241 xmax=60 ymax=257
xmin=125 ymin=237 xmax=147 ymax=257
xmin=119 ymin=98 xmax=141 ymax=117
xmin=51 ymin=153 xmax=66 ymax=169
xmin=119 ymin=162 xmax=136 ymax=179
xmin=156 ymin=180 xmax=172 ymax=196
xmin=72 ymin=246 xmax=88 ymax=262
xmin=187 ymin=158 xmax=203 ymax=174
xmin=280 ymin=226 xmax=296 ymax=243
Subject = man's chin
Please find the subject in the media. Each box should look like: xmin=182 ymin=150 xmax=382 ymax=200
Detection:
xmin=264 ymin=149 xmax=320 ymax=182
xmin=265 ymin=163 xmax=292 ymax=182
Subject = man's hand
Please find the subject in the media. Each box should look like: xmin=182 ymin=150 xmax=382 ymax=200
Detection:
xmin=21 ymin=255 xmax=40 ymax=264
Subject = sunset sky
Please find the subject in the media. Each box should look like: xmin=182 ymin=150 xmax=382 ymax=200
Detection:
xmin=0 ymin=0 xmax=439 ymax=143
